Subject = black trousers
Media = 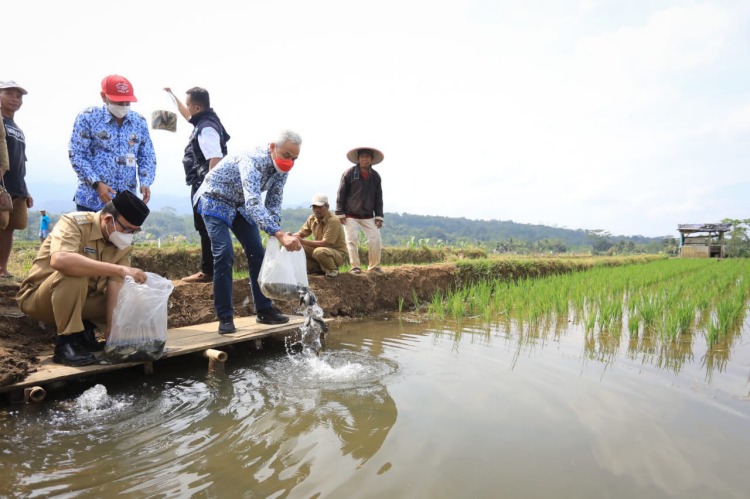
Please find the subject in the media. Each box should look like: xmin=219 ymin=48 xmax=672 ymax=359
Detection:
xmin=191 ymin=184 xmax=214 ymax=276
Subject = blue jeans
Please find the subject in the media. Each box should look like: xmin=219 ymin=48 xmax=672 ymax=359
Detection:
xmin=202 ymin=214 xmax=273 ymax=318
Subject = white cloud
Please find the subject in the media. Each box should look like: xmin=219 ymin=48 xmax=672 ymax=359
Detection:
xmin=4 ymin=0 xmax=750 ymax=237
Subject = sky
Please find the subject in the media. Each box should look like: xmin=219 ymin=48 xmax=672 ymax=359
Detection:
xmin=3 ymin=0 xmax=749 ymax=238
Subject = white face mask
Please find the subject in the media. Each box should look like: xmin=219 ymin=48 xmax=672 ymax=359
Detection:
xmin=107 ymin=103 xmax=130 ymax=119
xmin=107 ymin=218 xmax=134 ymax=250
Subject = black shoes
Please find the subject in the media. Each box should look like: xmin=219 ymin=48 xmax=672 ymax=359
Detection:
xmin=53 ymin=334 xmax=97 ymax=366
xmin=79 ymin=320 xmax=105 ymax=352
xmin=256 ymin=306 xmax=289 ymax=325
xmin=218 ymin=316 xmax=236 ymax=334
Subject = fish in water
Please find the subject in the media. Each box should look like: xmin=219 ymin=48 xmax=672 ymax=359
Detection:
xmin=293 ymin=287 xmax=327 ymax=355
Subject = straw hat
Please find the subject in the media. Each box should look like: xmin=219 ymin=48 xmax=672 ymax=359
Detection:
xmin=346 ymin=147 xmax=384 ymax=165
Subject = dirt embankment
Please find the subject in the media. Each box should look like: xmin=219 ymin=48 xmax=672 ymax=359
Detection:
xmin=0 ymin=253 xmax=659 ymax=387
xmin=0 ymin=264 xmax=459 ymax=387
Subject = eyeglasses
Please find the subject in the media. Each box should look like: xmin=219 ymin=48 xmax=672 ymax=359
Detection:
xmin=114 ymin=217 xmax=141 ymax=234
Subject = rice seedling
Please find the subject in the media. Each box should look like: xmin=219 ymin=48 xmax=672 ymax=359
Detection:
xmin=428 ymin=292 xmax=446 ymax=320
xmin=424 ymin=256 xmax=750 ymax=369
xmin=447 ymin=289 xmax=467 ymax=320
xmin=411 ymin=289 xmax=421 ymax=311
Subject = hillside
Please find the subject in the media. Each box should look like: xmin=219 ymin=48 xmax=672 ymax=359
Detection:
xmin=14 ymin=206 xmax=672 ymax=254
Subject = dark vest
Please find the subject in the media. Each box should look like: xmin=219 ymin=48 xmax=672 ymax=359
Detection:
xmin=2 ymin=117 xmax=28 ymax=197
xmin=182 ymin=109 xmax=230 ymax=186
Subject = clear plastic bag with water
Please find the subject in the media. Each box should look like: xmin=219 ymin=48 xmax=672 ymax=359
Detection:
xmin=259 ymin=239 xmax=309 ymax=301
xmin=105 ymin=272 xmax=175 ymax=363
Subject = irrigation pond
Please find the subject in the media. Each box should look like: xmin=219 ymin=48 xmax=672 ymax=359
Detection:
xmin=2 ymin=258 xmax=750 ymax=497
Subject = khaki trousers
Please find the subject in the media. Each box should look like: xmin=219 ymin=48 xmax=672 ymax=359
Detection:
xmin=304 ymin=246 xmax=345 ymax=273
xmin=343 ymin=218 xmax=381 ymax=269
xmin=17 ymin=272 xmax=106 ymax=335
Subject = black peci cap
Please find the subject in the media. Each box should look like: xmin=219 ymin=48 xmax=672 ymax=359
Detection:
xmin=112 ymin=190 xmax=149 ymax=226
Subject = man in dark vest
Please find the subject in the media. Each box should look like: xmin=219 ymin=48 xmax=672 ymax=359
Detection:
xmin=164 ymin=87 xmax=230 ymax=282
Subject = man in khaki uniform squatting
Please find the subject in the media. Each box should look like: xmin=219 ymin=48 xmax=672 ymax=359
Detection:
xmin=16 ymin=190 xmax=150 ymax=366
xmin=291 ymin=193 xmax=347 ymax=278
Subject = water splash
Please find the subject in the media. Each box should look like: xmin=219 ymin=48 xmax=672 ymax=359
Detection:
xmin=74 ymin=384 xmax=113 ymax=412
xmin=287 ymin=288 xmax=328 ymax=356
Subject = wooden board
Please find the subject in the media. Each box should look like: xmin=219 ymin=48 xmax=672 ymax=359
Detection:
xmin=0 ymin=316 xmax=310 ymax=394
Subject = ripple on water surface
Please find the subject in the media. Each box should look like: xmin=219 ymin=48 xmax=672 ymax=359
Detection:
xmin=257 ymin=349 xmax=400 ymax=390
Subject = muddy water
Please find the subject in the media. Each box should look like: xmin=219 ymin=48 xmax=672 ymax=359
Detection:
xmin=2 ymin=315 xmax=750 ymax=498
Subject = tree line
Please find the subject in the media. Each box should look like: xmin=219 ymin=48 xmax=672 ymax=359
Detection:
xmin=15 ymin=208 xmax=747 ymax=256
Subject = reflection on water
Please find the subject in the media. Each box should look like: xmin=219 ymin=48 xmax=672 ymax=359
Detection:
xmin=1 ymin=314 xmax=750 ymax=498
xmin=480 ymin=300 xmax=750 ymax=380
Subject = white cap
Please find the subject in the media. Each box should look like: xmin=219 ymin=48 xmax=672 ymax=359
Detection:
xmin=0 ymin=81 xmax=28 ymax=95
xmin=311 ymin=193 xmax=328 ymax=206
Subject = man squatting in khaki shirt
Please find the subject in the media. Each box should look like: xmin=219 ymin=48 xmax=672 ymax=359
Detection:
xmin=290 ymin=193 xmax=347 ymax=278
xmin=16 ymin=190 xmax=150 ymax=367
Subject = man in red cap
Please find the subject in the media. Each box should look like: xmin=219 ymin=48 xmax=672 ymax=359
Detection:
xmin=17 ymin=190 xmax=151 ymax=366
xmin=69 ymin=75 xmax=156 ymax=213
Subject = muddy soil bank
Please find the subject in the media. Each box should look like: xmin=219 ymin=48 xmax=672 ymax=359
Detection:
xmin=0 ymin=264 xmax=459 ymax=387
xmin=0 ymin=254 xmax=658 ymax=388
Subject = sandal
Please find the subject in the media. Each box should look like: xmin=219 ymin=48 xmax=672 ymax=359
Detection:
xmin=349 ymin=267 xmax=362 ymax=274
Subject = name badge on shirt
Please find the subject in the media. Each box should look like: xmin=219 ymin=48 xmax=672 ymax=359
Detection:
xmin=83 ymin=247 xmax=97 ymax=254
xmin=126 ymin=153 xmax=136 ymax=167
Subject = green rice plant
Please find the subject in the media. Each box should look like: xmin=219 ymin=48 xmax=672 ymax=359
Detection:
xmin=638 ymin=293 xmax=659 ymax=333
xmin=233 ymin=269 xmax=249 ymax=280
xmin=468 ymin=279 xmax=494 ymax=315
xmin=447 ymin=289 xmax=467 ymax=320
xmin=428 ymin=292 xmax=446 ymax=319
xmin=411 ymin=289 xmax=421 ymax=311
xmin=706 ymin=316 xmax=720 ymax=347
xmin=584 ymin=301 xmax=597 ymax=334
xmin=627 ymin=314 xmax=640 ymax=338
xmin=675 ymin=300 xmax=695 ymax=336
xmin=398 ymin=296 xmax=405 ymax=315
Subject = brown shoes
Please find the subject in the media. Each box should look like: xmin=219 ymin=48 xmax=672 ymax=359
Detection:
xmin=182 ymin=272 xmax=213 ymax=283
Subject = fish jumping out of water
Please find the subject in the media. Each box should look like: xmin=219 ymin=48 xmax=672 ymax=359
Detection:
xmin=294 ymin=287 xmax=327 ymax=355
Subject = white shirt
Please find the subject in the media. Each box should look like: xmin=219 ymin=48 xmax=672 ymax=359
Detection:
xmin=198 ymin=127 xmax=223 ymax=160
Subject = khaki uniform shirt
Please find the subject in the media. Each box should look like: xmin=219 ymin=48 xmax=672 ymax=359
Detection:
xmin=17 ymin=211 xmax=131 ymax=301
xmin=0 ymin=121 xmax=8 ymax=175
xmin=298 ymin=211 xmax=347 ymax=256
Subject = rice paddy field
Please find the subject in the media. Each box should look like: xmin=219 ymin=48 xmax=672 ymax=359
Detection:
xmin=3 ymin=257 xmax=750 ymax=497
xmin=428 ymin=258 xmax=750 ymax=373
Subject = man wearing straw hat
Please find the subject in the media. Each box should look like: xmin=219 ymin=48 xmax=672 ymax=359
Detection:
xmin=17 ymin=190 xmax=150 ymax=367
xmin=335 ymin=147 xmax=385 ymax=274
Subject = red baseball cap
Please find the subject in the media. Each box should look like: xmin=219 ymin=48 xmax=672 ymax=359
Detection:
xmin=101 ymin=75 xmax=137 ymax=103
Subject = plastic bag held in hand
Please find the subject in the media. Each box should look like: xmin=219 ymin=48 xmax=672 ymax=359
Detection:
xmin=105 ymin=272 xmax=175 ymax=363
xmin=258 ymin=239 xmax=309 ymax=301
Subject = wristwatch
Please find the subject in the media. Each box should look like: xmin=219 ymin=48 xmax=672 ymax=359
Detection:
xmin=92 ymin=181 xmax=101 ymax=189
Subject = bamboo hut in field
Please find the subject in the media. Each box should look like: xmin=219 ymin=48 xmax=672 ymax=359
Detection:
xmin=677 ymin=223 xmax=730 ymax=258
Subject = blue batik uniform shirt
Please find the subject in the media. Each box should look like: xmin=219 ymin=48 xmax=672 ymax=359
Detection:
xmin=69 ymin=105 xmax=157 ymax=210
xmin=196 ymin=146 xmax=287 ymax=235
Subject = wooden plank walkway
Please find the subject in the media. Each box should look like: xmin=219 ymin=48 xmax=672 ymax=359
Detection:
xmin=0 ymin=315 xmax=310 ymax=400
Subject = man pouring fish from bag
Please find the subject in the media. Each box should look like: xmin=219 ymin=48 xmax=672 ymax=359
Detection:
xmin=193 ymin=129 xmax=303 ymax=334
xmin=16 ymin=190 xmax=150 ymax=367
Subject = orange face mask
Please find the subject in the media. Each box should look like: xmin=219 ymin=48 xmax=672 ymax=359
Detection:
xmin=274 ymin=157 xmax=294 ymax=173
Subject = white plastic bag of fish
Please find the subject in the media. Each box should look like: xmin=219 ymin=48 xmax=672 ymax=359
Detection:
xmin=259 ymin=239 xmax=309 ymax=302
xmin=151 ymin=110 xmax=177 ymax=132
xmin=105 ymin=272 xmax=175 ymax=363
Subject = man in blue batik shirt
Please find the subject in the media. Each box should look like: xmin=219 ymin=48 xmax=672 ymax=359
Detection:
xmin=195 ymin=130 xmax=303 ymax=334
xmin=69 ymin=75 xmax=156 ymax=211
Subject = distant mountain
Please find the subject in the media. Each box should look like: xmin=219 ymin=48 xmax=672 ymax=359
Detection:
xmin=22 ymin=182 xmax=671 ymax=248
xmin=30 ymin=182 xmax=192 ymax=215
